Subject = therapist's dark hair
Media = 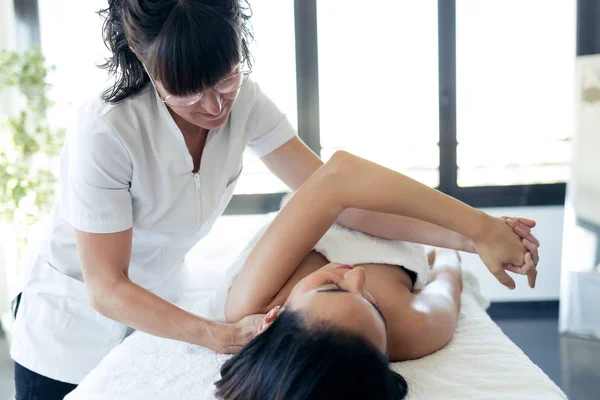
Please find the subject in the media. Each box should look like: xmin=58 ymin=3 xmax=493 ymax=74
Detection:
xmin=98 ymin=0 xmax=253 ymax=103
xmin=214 ymin=310 xmax=408 ymax=400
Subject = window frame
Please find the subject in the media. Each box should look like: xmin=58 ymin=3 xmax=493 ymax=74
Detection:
xmin=16 ymin=0 xmax=577 ymax=216
xmin=437 ymin=0 xmax=567 ymax=208
xmin=13 ymin=0 xmax=40 ymax=51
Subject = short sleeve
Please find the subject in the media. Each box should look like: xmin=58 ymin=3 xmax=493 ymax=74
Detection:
xmin=59 ymin=109 xmax=133 ymax=234
xmin=245 ymin=82 xmax=297 ymax=158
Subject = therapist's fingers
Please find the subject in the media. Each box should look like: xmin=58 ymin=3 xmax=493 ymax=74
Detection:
xmin=520 ymin=226 xmax=540 ymax=248
xmin=516 ymin=217 xmax=536 ymax=228
xmin=512 ymin=223 xmax=541 ymax=248
xmin=503 ymin=217 xmax=540 ymax=247
xmin=527 ymin=266 xmax=538 ymax=289
xmin=512 ymin=222 xmax=531 ymax=237
xmin=527 ymin=268 xmax=537 ymax=289
xmin=523 ymin=238 xmax=539 ymax=266
xmin=527 ymin=231 xmax=541 ymax=248
xmin=522 ymin=253 xmax=538 ymax=288
xmin=235 ymin=314 xmax=264 ymax=346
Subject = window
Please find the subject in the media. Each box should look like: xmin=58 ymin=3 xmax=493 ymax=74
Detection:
xmin=21 ymin=0 xmax=575 ymax=214
xmin=455 ymin=0 xmax=576 ymax=187
xmin=38 ymin=0 xmax=111 ymax=131
xmin=234 ymin=0 xmax=297 ymax=195
xmin=317 ymin=0 xmax=440 ymax=187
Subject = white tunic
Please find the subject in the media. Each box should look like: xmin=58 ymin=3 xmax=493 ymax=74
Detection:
xmin=10 ymin=79 xmax=296 ymax=384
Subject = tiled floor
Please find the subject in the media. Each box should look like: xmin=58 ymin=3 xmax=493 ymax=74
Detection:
xmin=494 ymin=319 xmax=600 ymax=399
xmin=1 ymin=314 xmax=599 ymax=399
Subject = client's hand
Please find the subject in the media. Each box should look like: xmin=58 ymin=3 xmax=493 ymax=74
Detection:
xmin=463 ymin=218 xmax=540 ymax=264
xmin=501 ymin=216 xmax=539 ymax=289
xmin=473 ymin=215 xmax=527 ymax=290
xmin=218 ymin=314 xmax=264 ymax=354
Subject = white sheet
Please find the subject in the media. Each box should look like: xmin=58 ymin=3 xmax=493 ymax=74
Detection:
xmin=66 ymin=266 xmax=566 ymax=400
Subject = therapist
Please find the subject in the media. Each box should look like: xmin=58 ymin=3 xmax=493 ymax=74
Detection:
xmin=10 ymin=0 xmax=541 ymax=399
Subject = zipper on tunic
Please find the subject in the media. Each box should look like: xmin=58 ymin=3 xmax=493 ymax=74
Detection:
xmin=193 ymin=173 xmax=201 ymax=229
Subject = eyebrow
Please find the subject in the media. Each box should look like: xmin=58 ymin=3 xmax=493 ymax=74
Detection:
xmin=316 ymin=287 xmax=388 ymax=327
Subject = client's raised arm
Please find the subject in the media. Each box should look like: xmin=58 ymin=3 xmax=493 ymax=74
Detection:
xmin=226 ymin=151 xmax=525 ymax=322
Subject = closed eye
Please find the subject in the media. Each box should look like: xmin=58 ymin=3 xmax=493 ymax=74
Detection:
xmin=316 ymin=285 xmax=387 ymax=328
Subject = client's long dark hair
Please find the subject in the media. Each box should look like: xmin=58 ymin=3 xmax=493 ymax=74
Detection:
xmin=214 ymin=310 xmax=408 ymax=400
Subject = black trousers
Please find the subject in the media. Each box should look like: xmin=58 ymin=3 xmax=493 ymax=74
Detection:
xmin=12 ymin=293 xmax=78 ymax=399
xmin=14 ymin=362 xmax=77 ymax=400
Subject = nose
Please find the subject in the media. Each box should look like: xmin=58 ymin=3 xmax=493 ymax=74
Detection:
xmin=199 ymin=89 xmax=223 ymax=115
xmin=343 ymin=267 xmax=367 ymax=294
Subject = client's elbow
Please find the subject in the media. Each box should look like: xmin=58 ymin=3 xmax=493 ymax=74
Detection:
xmin=324 ymin=150 xmax=355 ymax=178
xmin=319 ymin=150 xmax=358 ymax=203
xmin=224 ymin=293 xmax=254 ymax=323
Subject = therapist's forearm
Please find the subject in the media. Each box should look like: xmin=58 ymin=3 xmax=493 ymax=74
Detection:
xmin=337 ymin=208 xmax=475 ymax=252
xmin=92 ymin=278 xmax=225 ymax=350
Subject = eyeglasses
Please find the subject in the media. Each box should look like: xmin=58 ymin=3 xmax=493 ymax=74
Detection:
xmin=142 ymin=63 xmax=251 ymax=108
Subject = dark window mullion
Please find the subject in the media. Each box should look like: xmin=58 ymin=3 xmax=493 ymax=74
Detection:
xmin=294 ymin=0 xmax=321 ymax=155
xmin=224 ymin=193 xmax=287 ymax=215
xmin=577 ymin=0 xmax=600 ymax=56
xmin=438 ymin=0 xmax=566 ymax=208
xmin=13 ymin=0 xmax=41 ymax=51
xmin=450 ymin=183 xmax=567 ymax=208
xmin=227 ymin=0 xmax=321 ymax=214
xmin=437 ymin=0 xmax=457 ymax=195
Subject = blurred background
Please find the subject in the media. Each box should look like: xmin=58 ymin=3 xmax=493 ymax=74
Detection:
xmin=0 ymin=0 xmax=599 ymax=399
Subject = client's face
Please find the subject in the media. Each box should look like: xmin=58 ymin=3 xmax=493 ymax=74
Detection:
xmin=284 ymin=263 xmax=387 ymax=353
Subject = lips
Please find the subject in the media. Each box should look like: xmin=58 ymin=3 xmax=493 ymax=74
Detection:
xmin=336 ymin=264 xmax=354 ymax=270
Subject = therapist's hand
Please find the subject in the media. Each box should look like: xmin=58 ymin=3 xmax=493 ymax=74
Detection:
xmin=472 ymin=215 xmax=528 ymax=290
xmin=217 ymin=314 xmax=264 ymax=354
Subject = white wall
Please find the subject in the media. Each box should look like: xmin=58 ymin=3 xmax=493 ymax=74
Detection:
xmin=37 ymin=0 xmax=112 ymax=128
xmin=0 ymin=0 xmax=16 ymax=319
xmin=462 ymin=205 xmax=564 ymax=302
xmin=0 ymin=0 xmax=15 ymax=50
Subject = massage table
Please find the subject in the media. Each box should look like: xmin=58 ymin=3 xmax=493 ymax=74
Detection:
xmin=65 ymin=215 xmax=566 ymax=400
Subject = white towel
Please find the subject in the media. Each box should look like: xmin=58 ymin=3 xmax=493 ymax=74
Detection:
xmin=66 ymin=274 xmax=565 ymax=400
xmin=314 ymin=223 xmax=430 ymax=290
xmin=65 ymin=215 xmax=566 ymax=400
xmin=212 ymin=223 xmax=430 ymax=321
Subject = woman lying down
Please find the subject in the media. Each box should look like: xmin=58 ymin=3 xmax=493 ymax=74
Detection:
xmin=213 ymin=151 xmax=537 ymax=400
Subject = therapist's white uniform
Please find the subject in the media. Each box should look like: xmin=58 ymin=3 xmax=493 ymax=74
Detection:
xmin=10 ymin=79 xmax=296 ymax=384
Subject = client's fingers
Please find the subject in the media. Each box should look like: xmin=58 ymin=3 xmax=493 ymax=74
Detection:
xmin=492 ymin=264 xmax=516 ymax=290
xmin=505 ymin=253 xmax=535 ymax=275
xmin=513 ymin=223 xmax=531 ymax=238
xmin=516 ymin=217 xmax=537 ymax=228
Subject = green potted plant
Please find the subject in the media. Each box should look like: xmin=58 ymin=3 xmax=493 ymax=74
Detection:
xmin=0 ymin=46 xmax=65 ymax=343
